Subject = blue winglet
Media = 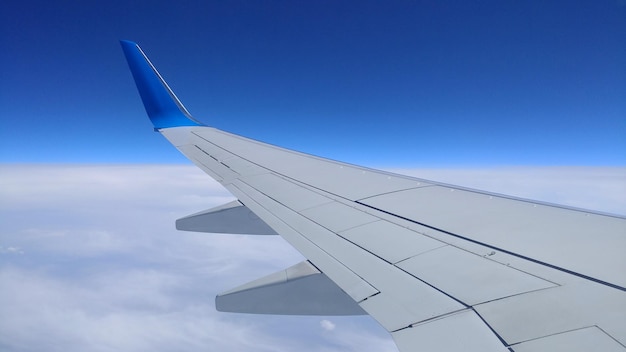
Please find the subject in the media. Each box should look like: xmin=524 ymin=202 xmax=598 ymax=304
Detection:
xmin=120 ymin=40 xmax=203 ymax=129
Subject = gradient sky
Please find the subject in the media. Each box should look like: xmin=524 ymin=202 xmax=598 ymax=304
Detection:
xmin=1 ymin=0 xmax=624 ymax=166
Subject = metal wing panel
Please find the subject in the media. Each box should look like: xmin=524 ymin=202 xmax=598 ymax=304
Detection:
xmin=188 ymin=131 xmax=237 ymax=161
xmin=339 ymin=220 xmax=447 ymax=264
xmin=188 ymin=128 xmax=431 ymax=200
xmin=226 ymin=176 xmax=467 ymax=331
xmin=391 ymin=310 xmax=510 ymax=352
xmin=226 ymin=180 xmax=379 ymax=302
xmin=396 ymin=245 xmax=557 ymax=305
xmin=360 ymin=185 xmax=626 ymax=288
xmin=241 ymin=173 xmax=333 ymax=212
xmin=511 ymin=326 xmax=625 ymax=352
xmin=474 ymin=281 xmax=626 ymax=346
xmin=177 ymin=144 xmax=238 ymax=182
xmin=231 ymin=179 xmax=465 ymax=318
xmin=299 ymin=202 xmax=379 ymax=233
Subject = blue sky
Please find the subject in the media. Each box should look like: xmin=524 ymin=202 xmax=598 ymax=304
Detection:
xmin=1 ymin=0 xmax=624 ymax=166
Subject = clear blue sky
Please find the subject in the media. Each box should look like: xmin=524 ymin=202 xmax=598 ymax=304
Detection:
xmin=1 ymin=1 xmax=624 ymax=166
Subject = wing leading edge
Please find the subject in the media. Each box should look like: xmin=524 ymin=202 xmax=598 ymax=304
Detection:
xmin=121 ymin=41 xmax=626 ymax=352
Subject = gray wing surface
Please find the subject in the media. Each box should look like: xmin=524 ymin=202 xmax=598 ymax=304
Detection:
xmin=121 ymin=41 xmax=626 ymax=352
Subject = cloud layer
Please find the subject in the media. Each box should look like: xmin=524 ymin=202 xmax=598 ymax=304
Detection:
xmin=0 ymin=165 xmax=394 ymax=352
xmin=1 ymin=164 xmax=623 ymax=351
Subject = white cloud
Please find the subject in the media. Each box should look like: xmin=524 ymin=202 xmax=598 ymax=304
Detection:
xmin=0 ymin=246 xmax=23 ymax=254
xmin=0 ymin=164 xmax=623 ymax=352
xmin=320 ymin=319 xmax=336 ymax=331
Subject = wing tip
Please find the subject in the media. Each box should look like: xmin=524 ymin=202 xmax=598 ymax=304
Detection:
xmin=120 ymin=40 xmax=205 ymax=129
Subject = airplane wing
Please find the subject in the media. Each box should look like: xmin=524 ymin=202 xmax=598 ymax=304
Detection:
xmin=120 ymin=41 xmax=626 ymax=352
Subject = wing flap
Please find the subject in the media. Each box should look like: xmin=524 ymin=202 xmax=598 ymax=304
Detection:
xmin=474 ymin=282 xmax=626 ymax=346
xmin=396 ymin=245 xmax=557 ymax=305
xmin=391 ymin=310 xmax=510 ymax=352
xmin=511 ymin=326 xmax=625 ymax=352
xmin=216 ymin=260 xmax=366 ymax=315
